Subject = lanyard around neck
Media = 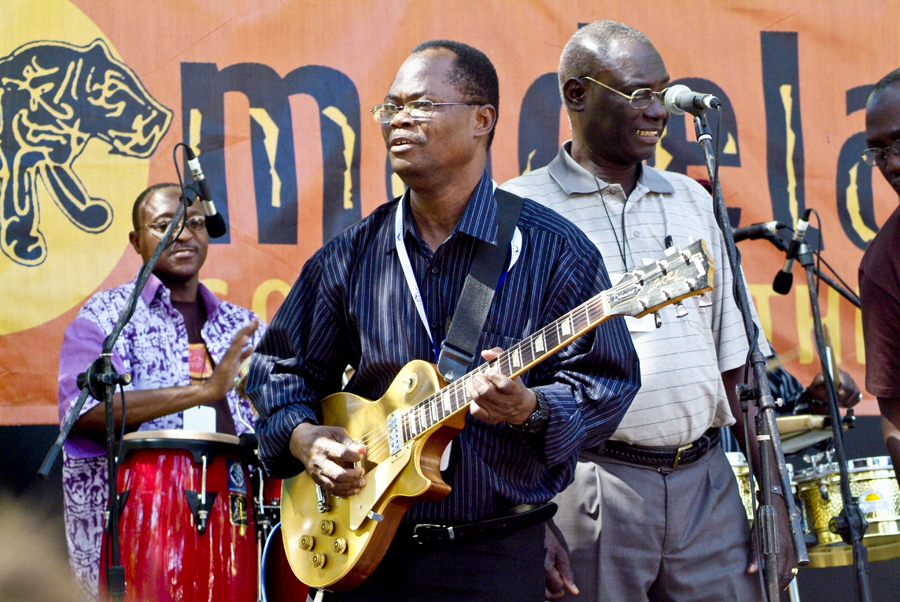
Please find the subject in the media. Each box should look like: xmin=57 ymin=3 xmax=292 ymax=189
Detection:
xmin=393 ymin=186 xmax=521 ymax=361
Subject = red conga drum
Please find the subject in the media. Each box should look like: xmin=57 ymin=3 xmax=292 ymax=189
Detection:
xmin=100 ymin=430 xmax=257 ymax=602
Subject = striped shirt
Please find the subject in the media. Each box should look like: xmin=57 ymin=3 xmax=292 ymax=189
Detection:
xmin=503 ymin=143 xmax=769 ymax=448
xmin=247 ymin=170 xmax=640 ymax=522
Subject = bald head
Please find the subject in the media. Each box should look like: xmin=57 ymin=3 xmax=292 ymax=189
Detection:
xmin=558 ymin=21 xmax=654 ymax=98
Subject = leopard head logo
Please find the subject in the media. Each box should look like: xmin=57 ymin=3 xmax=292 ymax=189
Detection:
xmin=0 ymin=39 xmax=172 ymax=266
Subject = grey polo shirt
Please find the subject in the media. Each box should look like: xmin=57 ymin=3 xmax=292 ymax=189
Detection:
xmin=502 ymin=142 xmax=769 ymax=447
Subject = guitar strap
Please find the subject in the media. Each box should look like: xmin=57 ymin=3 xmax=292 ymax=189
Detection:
xmin=437 ymin=188 xmax=524 ymax=381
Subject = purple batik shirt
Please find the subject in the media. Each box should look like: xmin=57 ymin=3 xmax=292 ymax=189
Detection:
xmin=57 ymin=275 xmax=263 ymax=600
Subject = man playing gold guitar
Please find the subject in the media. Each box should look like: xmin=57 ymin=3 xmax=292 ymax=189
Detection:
xmin=246 ymin=40 xmax=642 ymax=601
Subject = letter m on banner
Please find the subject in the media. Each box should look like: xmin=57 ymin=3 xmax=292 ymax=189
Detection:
xmin=181 ymin=63 xmax=361 ymax=244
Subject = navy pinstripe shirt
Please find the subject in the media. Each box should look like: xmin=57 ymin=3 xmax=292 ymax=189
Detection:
xmin=247 ymin=171 xmax=639 ymax=522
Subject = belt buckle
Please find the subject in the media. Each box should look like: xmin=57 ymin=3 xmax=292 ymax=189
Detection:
xmin=672 ymin=442 xmax=693 ymax=468
xmin=412 ymin=523 xmax=454 ymax=545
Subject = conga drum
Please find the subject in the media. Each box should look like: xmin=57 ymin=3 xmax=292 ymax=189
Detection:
xmin=100 ymin=430 xmax=257 ymax=601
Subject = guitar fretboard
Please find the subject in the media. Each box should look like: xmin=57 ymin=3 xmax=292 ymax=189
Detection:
xmin=398 ymin=293 xmax=609 ymax=443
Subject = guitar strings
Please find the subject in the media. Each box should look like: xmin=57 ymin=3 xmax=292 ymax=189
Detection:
xmin=349 ymin=293 xmax=613 ymax=462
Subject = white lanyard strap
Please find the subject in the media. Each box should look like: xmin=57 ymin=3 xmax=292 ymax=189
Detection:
xmin=394 ymin=188 xmax=521 ymax=360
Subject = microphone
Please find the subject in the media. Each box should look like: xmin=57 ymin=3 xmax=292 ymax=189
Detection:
xmin=732 ymin=221 xmax=785 ymax=243
xmin=772 ymin=209 xmax=813 ymax=295
xmin=663 ymin=84 xmax=721 ymax=115
xmin=184 ymin=147 xmax=227 ymax=238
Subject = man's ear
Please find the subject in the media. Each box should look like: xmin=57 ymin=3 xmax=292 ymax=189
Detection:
xmin=472 ymin=104 xmax=497 ymax=140
xmin=562 ymin=78 xmax=588 ymax=112
xmin=128 ymin=231 xmax=142 ymax=255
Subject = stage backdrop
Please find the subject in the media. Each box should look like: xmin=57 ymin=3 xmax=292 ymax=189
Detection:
xmin=2 ymin=0 xmax=897 ymax=425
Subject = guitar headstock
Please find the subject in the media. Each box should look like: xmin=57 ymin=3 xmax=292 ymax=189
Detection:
xmin=604 ymin=239 xmax=714 ymax=318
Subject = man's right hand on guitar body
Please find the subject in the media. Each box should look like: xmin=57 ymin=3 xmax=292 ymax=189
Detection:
xmin=289 ymin=423 xmax=367 ymax=496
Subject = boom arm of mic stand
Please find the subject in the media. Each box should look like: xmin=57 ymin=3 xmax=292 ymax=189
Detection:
xmin=797 ymin=244 xmax=872 ymax=602
xmin=760 ymin=235 xmax=860 ymax=308
xmin=692 ymin=113 xmax=807 ymax=600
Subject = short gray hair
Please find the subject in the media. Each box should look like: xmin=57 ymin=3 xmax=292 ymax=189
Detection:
xmin=558 ymin=21 xmax=653 ymax=98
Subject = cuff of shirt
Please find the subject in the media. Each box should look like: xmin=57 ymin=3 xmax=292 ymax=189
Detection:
xmin=256 ymin=403 xmax=317 ymax=479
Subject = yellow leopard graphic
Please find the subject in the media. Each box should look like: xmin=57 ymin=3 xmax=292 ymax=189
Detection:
xmin=0 ymin=39 xmax=172 ymax=266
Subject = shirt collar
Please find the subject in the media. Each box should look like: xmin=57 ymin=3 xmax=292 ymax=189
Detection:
xmin=139 ymin=273 xmax=221 ymax=317
xmin=547 ymin=141 xmax=675 ymax=196
xmin=401 ymin=170 xmax=499 ymax=246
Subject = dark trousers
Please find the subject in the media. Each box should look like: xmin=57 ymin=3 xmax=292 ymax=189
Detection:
xmin=321 ymin=520 xmax=545 ymax=602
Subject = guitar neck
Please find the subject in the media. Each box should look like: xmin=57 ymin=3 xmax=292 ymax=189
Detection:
xmin=396 ymin=239 xmax=712 ymax=445
xmin=397 ymin=292 xmax=610 ymax=443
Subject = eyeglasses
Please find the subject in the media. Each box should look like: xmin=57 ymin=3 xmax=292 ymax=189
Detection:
xmin=861 ymin=139 xmax=900 ymax=167
xmin=140 ymin=215 xmax=206 ymax=238
xmin=581 ymin=76 xmax=668 ymax=110
xmin=370 ymin=99 xmax=483 ymax=123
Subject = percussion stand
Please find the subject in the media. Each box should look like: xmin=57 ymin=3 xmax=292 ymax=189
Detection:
xmin=39 ymin=184 xmax=202 ymax=602
xmin=795 ymin=242 xmax=872 ymax=602
xmin=691 ymin=110 xmax=808 ymax=602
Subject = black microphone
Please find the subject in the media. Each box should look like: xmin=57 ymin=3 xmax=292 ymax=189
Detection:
xmin=772 ymin=209 xmax=813 ymax=295
xmin=732 ymin=221 xmax=786 ymax=243
xmin=184 ymin=147 xmax=227 ymax=238
xmin=663 ymin=84 xmax=721 ymax=116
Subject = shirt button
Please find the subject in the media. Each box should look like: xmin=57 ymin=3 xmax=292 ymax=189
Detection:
xmin=430 ymin=266 xmax=440 ymax=274
xmin=633 ymin=230 xmax=641 ymax=237
xmin=430 ymin=321 xmax=439 ymax=329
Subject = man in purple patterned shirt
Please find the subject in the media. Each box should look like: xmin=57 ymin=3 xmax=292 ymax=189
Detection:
xmin=57 ymin=183 xmax=262 ymax=599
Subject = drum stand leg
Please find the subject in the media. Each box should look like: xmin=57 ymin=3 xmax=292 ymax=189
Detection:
xmin=788 ymin=576 xmax=801 ymax=602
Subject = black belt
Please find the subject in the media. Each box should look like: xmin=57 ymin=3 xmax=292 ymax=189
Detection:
xmin=411 ymin=503 xmax=557 ymax=546
xmin=598 ymin=428 xmax=720 ymax=470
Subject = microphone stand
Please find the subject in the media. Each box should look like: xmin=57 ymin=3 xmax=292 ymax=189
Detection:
xmin=691 ymin=111 xmax=808 ymax=602
xmin=39 ymin=185 xmax=201 ymax=602
xmin=796 ymin=242 xmax=872 ymax=602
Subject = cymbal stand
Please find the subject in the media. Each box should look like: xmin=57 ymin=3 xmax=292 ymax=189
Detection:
xmin=691 ymin=110 xmax=808 ymax=601
xmin=796 ymin=242 xmax=872 ymax=601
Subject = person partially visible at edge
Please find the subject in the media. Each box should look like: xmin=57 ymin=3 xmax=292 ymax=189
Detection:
xmin=246 ymin=39 xmax=640 ymax=602
xmin=502 ymin=20 xmax=797 ymax=601
xmin=57 ymin=183 xmax=262 ymax=600
xmin=860 ymin=67 xmax=900 ymax=486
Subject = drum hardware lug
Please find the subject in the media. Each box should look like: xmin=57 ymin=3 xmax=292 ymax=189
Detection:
xmin=818 ymin=482 xmax=830 ymax=502
xmin=184 ymin=490 xmax=218 ymax=535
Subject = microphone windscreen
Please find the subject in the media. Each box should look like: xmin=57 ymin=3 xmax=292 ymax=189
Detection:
xmin=772 ymin=271 xmax=793 ymax=295
xmin=205 ymin=212 xmax=227 ymax=238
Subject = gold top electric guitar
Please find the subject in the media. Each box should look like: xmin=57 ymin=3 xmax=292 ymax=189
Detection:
xmin=280 ymin=239 xmax=714 ymax=591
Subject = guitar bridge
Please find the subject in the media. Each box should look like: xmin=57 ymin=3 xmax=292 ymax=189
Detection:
xmin=316 ymin=483 xmax=330 ymax=513
xmin=387 ymin=410 xmax=403 ymax=456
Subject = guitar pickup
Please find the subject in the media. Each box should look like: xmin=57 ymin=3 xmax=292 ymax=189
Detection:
xmin=387 ymin=410 xmax=403 ymax=456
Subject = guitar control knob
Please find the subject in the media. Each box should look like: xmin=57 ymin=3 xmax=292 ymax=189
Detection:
xmin=320 ymin=520 xmax=335 ymax=535
xmin=300 ymin=535 xmax=315 ymax=551
xmin=333 ymin=537 xmax=348 ymax=554
xmin=311 ymin=552 xmax=327 ymax=568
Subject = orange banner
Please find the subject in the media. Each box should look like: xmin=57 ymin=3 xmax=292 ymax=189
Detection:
xmin=2 ymin=0 xmax=897 ymax=424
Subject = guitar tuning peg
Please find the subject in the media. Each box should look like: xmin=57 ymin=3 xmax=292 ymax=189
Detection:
xmin=653 ymin=312 xmax=662 ymax=329
xmin=675 ymin=302 xmax=689 ymax=318
xmin=698 ymin=293 xmax=712 ymax=308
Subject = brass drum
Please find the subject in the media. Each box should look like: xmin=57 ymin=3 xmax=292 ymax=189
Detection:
xmin=727 ymin=452 xmax=755 ymax=522
xmin=795 ymin=456 xmax=900 ymax=568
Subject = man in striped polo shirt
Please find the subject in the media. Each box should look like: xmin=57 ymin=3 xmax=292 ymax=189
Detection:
xmin=503 ymin=20 xmax=796 ymax=602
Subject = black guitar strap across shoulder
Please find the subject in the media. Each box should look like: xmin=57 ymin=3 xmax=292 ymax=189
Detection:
xmin=437 ymin=188 xmax=524 ymax=382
